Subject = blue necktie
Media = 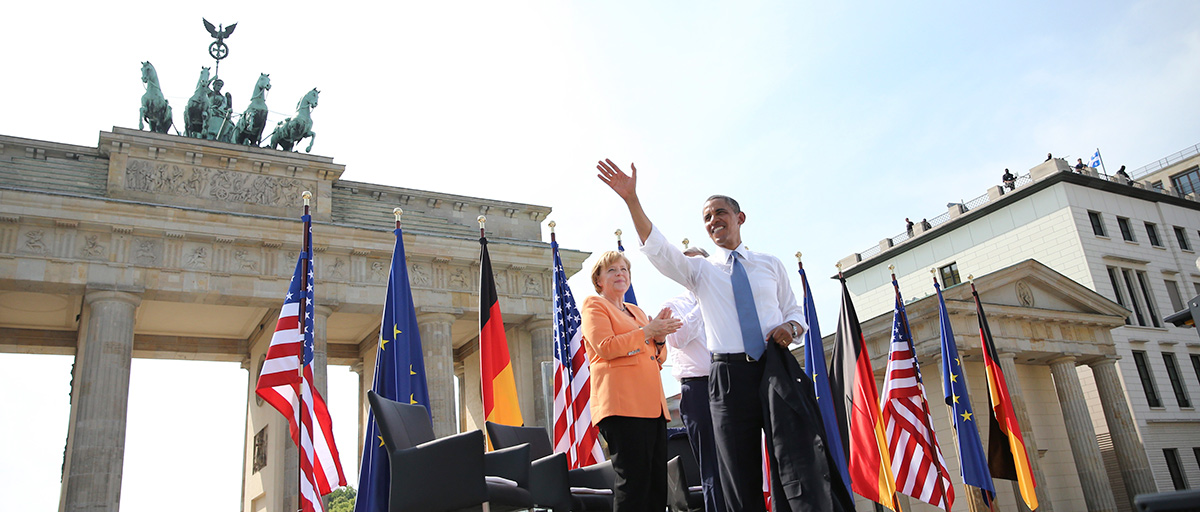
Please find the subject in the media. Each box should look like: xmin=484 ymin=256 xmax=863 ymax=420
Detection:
xmin=731 ymin=251 xmax=765 ymax=360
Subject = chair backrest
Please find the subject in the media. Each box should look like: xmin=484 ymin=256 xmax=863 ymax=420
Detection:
xmin=666 ymin=432 xmax=701 ymax=486
xmin=485 ymin=422 xmax=554 ymax=460
xmin=368 ymin=391 xmax=436 ymax=450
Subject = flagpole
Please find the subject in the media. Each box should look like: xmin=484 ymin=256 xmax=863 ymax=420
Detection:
xmin=548 ymin=220 xmax=575 ymax=464
xmin=298 ymin=190 xmax=311 ymax=512
xmin=1096 ymin=148 xmax=1107 ymax=176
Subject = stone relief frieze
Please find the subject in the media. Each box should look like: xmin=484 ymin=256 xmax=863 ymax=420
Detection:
xmin=327 ymin=258 xmax=347 ymax=280
xmin=523 ymin=273 xmax=543 ymax=296
xmin=233 ymin=249 xmax=260 ymax=272
xmin=449 ymin=267 xmax=469 ymax=289
xmin=369 ymin=261 xmax=387 ymax=282
xmin=22 ymin=230 xmax=48 ymax=253
xmin=1016 ymin=281 xmax=1035 ymax=308
xmin=410 ymin=263 xmax=431 ymax=287
xmin=494 ymin=270 xmax=508 ymax=294
xmin=124 ymin=159 xmax=310 ymax=209
xmin=185 ymin=245 xmax=209 ymax=269
xmin=133 ymin=238 xmax=160 ymax=265
xmin=79 ymin=235 xmax=106 ymax=259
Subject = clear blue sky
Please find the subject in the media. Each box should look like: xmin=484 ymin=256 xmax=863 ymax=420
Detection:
xmin=3 ymin=2 xmax=1199 ymax=511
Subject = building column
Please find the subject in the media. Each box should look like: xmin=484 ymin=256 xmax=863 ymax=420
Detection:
xmin=1049 ymin=356 xmax=1118 ymax=512
xmin=997 ymin=352 xmax=1053 ymax=512
xmin=312 ymin=305 xmax=333 ymax=399
xmin=417 ymin=312 xmax=457 ymax=437
xmin=527 ymin=318 xmax=554 ymax=428
xmin=1089 ymin=357 xmax=1157 ymax=506
xmin=62 ymin=290 xmax=141 ymax=512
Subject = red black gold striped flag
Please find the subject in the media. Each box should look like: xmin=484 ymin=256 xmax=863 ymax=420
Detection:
xmin=829 ymin=277 xmax=897 ymax=510
xmin=480 ymin=234 xmax=523 ymax=427
xmin=973 ymin=284 xmax=1038 ymax=510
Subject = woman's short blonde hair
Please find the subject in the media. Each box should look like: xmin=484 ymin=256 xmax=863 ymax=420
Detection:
xmin=590 ymin=251 xmax=631 ymax=294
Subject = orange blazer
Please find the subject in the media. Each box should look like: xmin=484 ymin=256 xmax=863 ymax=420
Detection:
xmin=581 ymin=295 xmax=670 ymax=424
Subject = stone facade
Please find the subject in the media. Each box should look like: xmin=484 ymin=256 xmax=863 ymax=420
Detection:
xmin=0 ymin=128 xmax=588 ymax=512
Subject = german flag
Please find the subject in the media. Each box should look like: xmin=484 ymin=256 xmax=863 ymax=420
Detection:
xmin=480 ymin=234 xmax=523 ymax=427
xmin=973 ymin=284 xmax=1038 ymax=510
xmin=829 ymin=277 xmax=897 ymax=510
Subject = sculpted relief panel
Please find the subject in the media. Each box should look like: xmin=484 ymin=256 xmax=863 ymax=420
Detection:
xmin=124 ymin=159 xmax=314 ymax=209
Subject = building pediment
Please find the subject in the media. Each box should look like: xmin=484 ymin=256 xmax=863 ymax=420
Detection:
xmin=939 ymin=259 xmax=1131 ymax=321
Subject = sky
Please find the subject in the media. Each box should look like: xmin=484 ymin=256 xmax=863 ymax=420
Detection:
xmin=2 ymin=1 xmax=1199 ymax=511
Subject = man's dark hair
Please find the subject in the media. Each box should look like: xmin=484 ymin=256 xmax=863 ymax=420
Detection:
xmin=705 ymin=194 xmax=741 ymax=214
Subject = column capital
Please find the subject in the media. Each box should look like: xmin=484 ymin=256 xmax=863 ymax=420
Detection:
xmin=416 ymin=311 xmax=458 ymax=325
xmin=1048 ymin=355 xmax=1078 ymax=367
xmin=526 ymin=317 xmax=554 ymax=333
xmin=84 ymin=289 xmax=142 ymax=308
xmin=1087 ymin=354 xmax=1122 ymax=368
xmin=996 ymin=351 xmax=1018 ymax=361
xmin=313 ymin=304 xmax=335 ymax=319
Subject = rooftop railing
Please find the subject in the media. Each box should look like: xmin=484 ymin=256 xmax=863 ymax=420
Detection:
xmin=1131 ymin=143 xmax=1200 ymax=180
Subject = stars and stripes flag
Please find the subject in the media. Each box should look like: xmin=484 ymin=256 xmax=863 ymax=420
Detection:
xmin=551 ymin=233 xmax=604 ymax=468
xmin=255 ymin=211 xmax=347 ymax=512
xmin=934 ymin=278 xmax=995 ymax=506
xmin=880 ymin=277 xmax=953 ymax=509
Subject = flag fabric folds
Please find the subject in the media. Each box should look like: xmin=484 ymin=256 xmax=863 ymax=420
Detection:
xmin=255 ymin=213 xmax=347 ymax=512
xmin=355 ymin=227 xmax=431 ymax=512
xmin=799 ymin=266 xmax=852 ymax=499
xmin=480 ymin=235 xmax=523 ymax=426
xmin=974 ymin=285 xmax=1038 ymax=510
xmin=616 ymin=238 xmax=638 ymax=305
xmin=935 ymin=280 xmax=995 ymax=505
xmin=829 ymin=277 xmax=897 ymax=510
xmin=880 ymin=279 xmax=953 ymax=510
xmin=551 ymin=236 xmax=604 ymax=468
xmin=1090 ymin=149 xmax=1102 ymax=169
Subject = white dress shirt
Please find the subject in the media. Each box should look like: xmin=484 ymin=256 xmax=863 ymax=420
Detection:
xmin=640 ymin=225 xmax=806 ymax=355
xmin=661 ymin=293 xmax=710 ymax=380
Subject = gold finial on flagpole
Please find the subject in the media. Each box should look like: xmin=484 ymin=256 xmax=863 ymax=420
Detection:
xmin=683 ymin=238 xmax=690 ymax=249
xmin=836 ymin=261 xmax=843 ymax=270
xmin=393 ymin=207 xmax=403 ymax=221
xmin=888 ymin=264 xmax=895 ymax=272
xmin=615 ymin=229 xmax=623 ymax=242
xmin=548 ymin=220 xmax=556 ymax=233
xmin=795 ymin=252 xmax=802 ymax=262
xmin=302 ymin=191 xmax=312 ymax=206
xmin=968 ymin=274 xmax=974 ymax=282
xmin=478 ymin=215 xmax=486 ymax=228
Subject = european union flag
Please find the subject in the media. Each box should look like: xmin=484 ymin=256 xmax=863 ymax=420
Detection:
xmin=355 ymin=227 xmax=431 ymax=512
xmin=617 ymin=238 xmax=638 ymax=305
xmin=798 ymin=267 xmax=852 ymax=499
xmin=935 ymin=280 xmax=995 ymax=504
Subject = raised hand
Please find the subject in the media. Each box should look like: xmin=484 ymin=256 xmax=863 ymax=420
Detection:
xmin=597 ymin=159 xmax=638 ymax=202
xmin=643 ymin=307 xmax=682 ymax=339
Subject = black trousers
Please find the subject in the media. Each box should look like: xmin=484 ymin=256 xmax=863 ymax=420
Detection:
xmin=680 ymin=377 xmax=726 ymax=512
xmin=596 ymin=415 xmax=667 ymax=512
xmin=709 ymin=358 xmax=766 ymax=512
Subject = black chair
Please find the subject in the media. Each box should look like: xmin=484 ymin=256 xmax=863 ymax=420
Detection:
xmin=368 ymin=391 xmax=534 ymax=512
xmin=665 ymin=432 xmax=704 ymax=512
xmin=485 ymin=421 xmax=615 ymax=512
xmin=1134 ymin=489 xmax=1200 ymax=512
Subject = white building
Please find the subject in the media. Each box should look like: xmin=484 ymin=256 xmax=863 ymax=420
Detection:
xmin=836 ymin=145 xmax=1200 ymax=511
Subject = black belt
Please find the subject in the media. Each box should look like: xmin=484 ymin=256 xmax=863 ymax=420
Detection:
xmin=680 ymin=376 xmax=707 ymax=384
xmin=712 ymin=352 xmax=759 ymax=363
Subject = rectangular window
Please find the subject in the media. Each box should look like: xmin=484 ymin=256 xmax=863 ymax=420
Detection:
xmin=1166 ymin=280 xmax=1185 ymax=313
xmin=1133 ymin=350 xmax=1163 ymax=408
xmin=1164 ymin=352 xmax=1191 ymax=407
xmin=1165 ymin=448 xmax=1189 ymax=490
xmin=1191 ymin=354 xmax=1200 ymax=391
xmin=1123 ymin=269 xmax=1148 ymax=326
xmin=1194 ymin=447 xmax=1200 ymax=474
xmin=939 ymin=262 xmax=961 ymax=287
xmin=1175 ymin=226 xmax=1192 ymax=251
xmin=1147 ymin=222 xmax=1163 ymax=247
xmin=1118 ymin=217 xmax=1136 ymax=242
xmin=1137 ymin=271 xmax=1162 ymax=327
xmin=1171 ymin=166 xmax=1200 ymax=197
xmin=1108 ymin=267 xmax=1133 ymax=325
xmin=1194 ymin=281 xmax=1200 ymax=297
xmin=1088 ymin=211 xmax=1107 ymax=237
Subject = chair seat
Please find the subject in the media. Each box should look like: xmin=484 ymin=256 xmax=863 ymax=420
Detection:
xmin=485 ymin=481 xmax=534 ymax=512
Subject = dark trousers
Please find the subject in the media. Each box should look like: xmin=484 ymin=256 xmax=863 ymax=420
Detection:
xmin=709 ymin=359 xmax=766 ymax=512
xmin=596 ymin=415 xmax=667 ymax=512
xmin=680 ymin=377 xmax=726 ymax=512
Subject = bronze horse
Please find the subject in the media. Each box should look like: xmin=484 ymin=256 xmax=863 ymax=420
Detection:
xmin=234 ymin=73 xmax=271 ymax=146
xmin=268 ymin=88 xmax=319 ymax=153
xmin=139 ymin=62 xmax=173 ymax=134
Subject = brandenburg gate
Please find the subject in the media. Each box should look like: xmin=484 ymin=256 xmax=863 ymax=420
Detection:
xmin=0 ymin=128 xmax=588 ymax=512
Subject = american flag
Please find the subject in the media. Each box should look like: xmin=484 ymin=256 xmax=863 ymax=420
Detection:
xmin=880 ymin=279 xmax=953 ymax=510
xmin=255 ymin=214 xmax=346 ymax=512
xmin=551 ymin=236 xmax=604 ymax=468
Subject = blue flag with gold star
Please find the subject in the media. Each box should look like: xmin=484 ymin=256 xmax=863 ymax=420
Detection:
xmin=799 ymin=267 xmax=851 ymax=499
xmin=936 ymin=280 xmax=995 ymax=504
xmin=355 ymin=227 xmax=431 ymax=512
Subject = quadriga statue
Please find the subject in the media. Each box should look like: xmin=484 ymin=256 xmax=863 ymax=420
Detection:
xmin=138 ymin=62 xmax=173 ymax=134
xmin=268 ymin=88 xmax=319 ymax=153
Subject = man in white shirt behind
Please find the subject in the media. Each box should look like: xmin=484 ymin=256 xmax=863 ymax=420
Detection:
xmin=662 ymin=247 xmax=725 ymax=512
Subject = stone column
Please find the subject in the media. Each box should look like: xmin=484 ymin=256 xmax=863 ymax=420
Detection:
xmin=997 ymin=352 xmax=1053 ymax=512
xmin=417 ymin=312 xmax=457 ymax=437
xmin=312 ymin=305 xmax=333 ymax=398
xmin=63 ymin=290 xmax=140 ymax=512
xmin=1049 ymin=356 xmax=1117 ymax=512
xmin=1089 ymin=357 xmax=1157 ymax=507
xmin=527 ymin=318 xmax=554 ymax=428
